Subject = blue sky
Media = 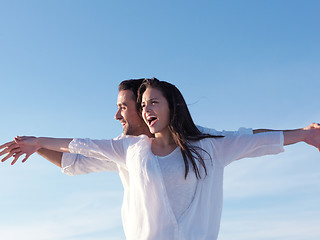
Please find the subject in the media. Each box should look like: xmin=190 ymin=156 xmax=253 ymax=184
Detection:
xmin=1 ymin=0 xmax=320 ymax=239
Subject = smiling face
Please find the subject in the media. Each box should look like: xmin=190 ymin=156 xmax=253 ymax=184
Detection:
xmin=141 ymin=87 xmax=171 ymax=135
xmin=115 ymin=90 xmax=148 ymax=136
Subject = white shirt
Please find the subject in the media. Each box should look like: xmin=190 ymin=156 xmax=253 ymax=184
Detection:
xmin=63 ymin=131 xmax=284 ymax=240
xmin=62 ymin=127 xmax=253 ymax=175
xmin=156 ymin=147 xmax=197 ymax=220
xmin=62 ymin=127 xmax=252 ymax=220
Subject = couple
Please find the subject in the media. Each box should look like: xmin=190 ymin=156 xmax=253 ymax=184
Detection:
xmin=1 ymin=78 xmax=320 ymax=240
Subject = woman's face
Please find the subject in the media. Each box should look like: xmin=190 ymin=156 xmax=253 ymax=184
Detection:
xmin=141 ymin=87 xmax=170 ymax=135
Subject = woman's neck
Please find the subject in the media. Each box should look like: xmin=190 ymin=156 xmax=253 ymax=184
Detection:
xmin=152 ymin=129 xmax=177 ymax=156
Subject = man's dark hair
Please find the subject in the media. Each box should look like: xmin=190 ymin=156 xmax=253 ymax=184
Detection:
xmin=118 ymin=78 xmax=153 ymax=111
xmin=118 ymin=79 xmax=146 ymax=101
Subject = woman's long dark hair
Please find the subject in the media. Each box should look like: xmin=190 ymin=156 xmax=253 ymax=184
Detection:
xmin=137 ymin=78 xmax=223 ymax=179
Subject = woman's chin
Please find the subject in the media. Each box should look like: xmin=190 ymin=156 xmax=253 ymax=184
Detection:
xmin=150 ymin=128 xmax=162 ymax=135
xmin=148 ymin=127 xmax=156 ymax=134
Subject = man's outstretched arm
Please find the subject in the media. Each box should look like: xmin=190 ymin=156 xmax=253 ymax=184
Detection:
xmin=255 ymin=123 xmax=320 ymax=150
xmin=0 ymin=136 xmax=71 ymax=165
xmin=1 ymin=123 xmax=320 ymax=165
xmin=253 ymin=129 xmax=278 ymax=134
xmin=283 ymin=123 xmax=320 ymax=150
xmin=34 ymin=127 xmax=296 ymax=168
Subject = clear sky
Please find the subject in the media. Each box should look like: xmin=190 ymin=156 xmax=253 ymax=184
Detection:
xmin=1 ymin=0 xmax=319 ymax=239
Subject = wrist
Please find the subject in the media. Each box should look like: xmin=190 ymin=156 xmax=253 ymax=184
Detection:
xmin=283 ymin=128 xmax=308 ymax=146
xmin=300 ymin=128 xmax=309 ymax=141
xmin=36 ymin=137 xmax=45 ymax=150
xmin=296 ymin=128 xmax=309 ymax=142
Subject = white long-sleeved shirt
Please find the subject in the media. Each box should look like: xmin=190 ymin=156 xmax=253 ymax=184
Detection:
xmin=62 ymin=127 xmax=253 ymax=175
xmin=64 ymin=131 xmax=284 ymax=240
xmin=62 ymin=127 xmax=253 ymax=223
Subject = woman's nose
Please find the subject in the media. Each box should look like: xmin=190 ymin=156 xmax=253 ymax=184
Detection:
xmin=144 ymin=104 xmax=151 ymax=112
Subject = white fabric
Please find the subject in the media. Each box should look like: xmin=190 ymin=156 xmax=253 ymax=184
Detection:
xmin=66 ymin=131 xmax=284 ymax=240
xmin=156 ymin=147 xmax=197 ymax=220
xmin=61 ymin=127 xmax=253 ymax=231
xmin=196 ymin=126 xmax=253 ymax=136
xmin=61 ymin=127 xmax=253 ymax=175
xmin=62 ymin=134 xmax=124 ymax=175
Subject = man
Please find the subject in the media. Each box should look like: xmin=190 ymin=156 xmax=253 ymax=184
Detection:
xmin=1 ymin=78 xmax=320 ymax=240
xmin=0 ymin=78 xmax=253 ymax=166
xmin=2 ymin=77 xmax=312 ymax=168
xmin=36 ymin=79 xmax=154 ymax=169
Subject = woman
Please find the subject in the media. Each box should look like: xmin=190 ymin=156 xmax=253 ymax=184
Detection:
xmin=1 ymin=78 xmax=320 ymax=240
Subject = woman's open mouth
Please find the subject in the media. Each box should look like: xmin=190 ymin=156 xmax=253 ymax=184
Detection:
xmin=146 ymin=116 xmax=158 ymax=127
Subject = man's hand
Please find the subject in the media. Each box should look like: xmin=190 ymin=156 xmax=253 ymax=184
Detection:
xmin=0 ymin=136 xmax=40 ymax=165
xmin=303 ymin=123 xmax=320 ymax=151
xmin=0 ymin=140 xmax=22 ymax=165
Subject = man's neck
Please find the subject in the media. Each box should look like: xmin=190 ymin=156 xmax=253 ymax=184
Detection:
xmin=126 ymin=126 xmax=154 ymax=138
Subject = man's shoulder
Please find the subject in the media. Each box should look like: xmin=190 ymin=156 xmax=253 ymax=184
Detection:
xmin=196 ymin=125 xmax=253 ymax=135
xmin=115 ymin=133 xmax=150 ymax=142
xmin=114 ymin=134 xmax=125 ymax=140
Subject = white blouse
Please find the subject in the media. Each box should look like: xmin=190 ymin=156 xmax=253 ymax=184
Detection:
xmin=156 ymin=147 xmax=197 ymax=221
xmin=64 ymin=131 xmax=284 ymax=240
xmin=61 ymin=127 xmax=253 ymax=175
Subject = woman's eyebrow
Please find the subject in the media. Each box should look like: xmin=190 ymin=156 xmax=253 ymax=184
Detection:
xmin=145 ymin=97 xmax=159 ymax=101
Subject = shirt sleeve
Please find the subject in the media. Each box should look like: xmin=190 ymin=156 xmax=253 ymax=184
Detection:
xmin=68 ymin=137 xmax=127 ymax=168
xmin=61 ymin=153 xmax=119 ymax=176
xmin=197 ymin=125 xmax=253 ymax=136
xmin=211 ymin=131 xmax=284 ymax=167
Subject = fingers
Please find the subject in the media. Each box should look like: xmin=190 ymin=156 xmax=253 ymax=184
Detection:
xmin=310 ymin=123 xmax=320 ymax=128
xmin=14 ymin=136 xmax=25 ymax=140
xmin=0 ymin=143 xmax=19 ymax=156
xmin=14 ymin=136 xmax=28 ymax=141
xmin=1 ymin=147 xmax=21 ymax=162
xmin=0 ymin=138 xmax=30 ymax=165
xmin=1 ymin=153 xmax=14 ymax=162
xmin=1 ymin=151 xmax=28 ymax=165
xmin=14 ymin=136 xmax=22 ymax=144
xmin=0 ymin=141 xmax=15 ymax=151
xmin=21 ymin=154 xmax=30 ymax=163
xmin=11 ymin=152 xmax=25 ymax=165
xmin=304 ymin=123 xmax=320 ymax=130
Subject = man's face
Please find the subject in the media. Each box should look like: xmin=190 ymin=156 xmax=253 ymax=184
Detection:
xmin=115 ymin=90 xmax=147 ymax=136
